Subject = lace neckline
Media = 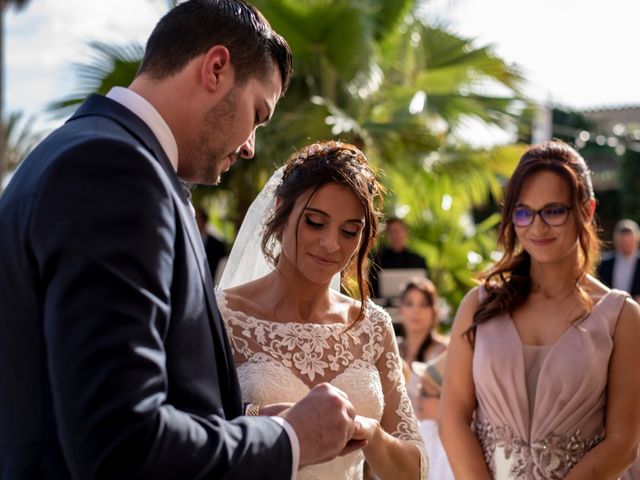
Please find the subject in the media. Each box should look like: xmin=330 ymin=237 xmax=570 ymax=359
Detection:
xmin=216 ymin=289 xmax=373 ymax=329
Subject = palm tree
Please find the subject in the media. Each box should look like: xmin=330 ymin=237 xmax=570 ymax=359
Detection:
xmin=225 ymin=1 xmax=526 ymax=306
xmin=0 ymin=0 xmax=32 ymax=191
xmin=215 ymin=1 xmax=523 ymax=223
xmin=48 ymin=42 xmax=145 ymax=119
xmin=46 ymin=0 xmax=529 ymax=308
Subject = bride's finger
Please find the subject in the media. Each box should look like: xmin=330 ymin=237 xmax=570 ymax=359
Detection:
xmin=351 ymin=415 xmax=377 ymax=440
xmin=339 ymin=439 xmax=368 ymax=456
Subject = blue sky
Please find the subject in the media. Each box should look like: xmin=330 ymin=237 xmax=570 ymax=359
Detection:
xmin=6 ymin=0 xmax=640 ymax=133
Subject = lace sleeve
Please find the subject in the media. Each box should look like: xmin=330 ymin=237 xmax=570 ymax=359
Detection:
xmin=374 ymin=306 xmax=428 ymax=479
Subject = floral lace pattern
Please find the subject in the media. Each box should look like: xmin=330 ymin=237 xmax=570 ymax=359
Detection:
xmin=217 ymin=291 xmax=427 ymax=479
xmin=223 ymin=304 xmax=383 ymax=384
xmin=473 ymin=418 xmax=604 ymax=479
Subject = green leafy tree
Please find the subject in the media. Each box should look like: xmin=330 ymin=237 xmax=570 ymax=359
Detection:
xmin=47 ymin=0 xmax=528 ymax=310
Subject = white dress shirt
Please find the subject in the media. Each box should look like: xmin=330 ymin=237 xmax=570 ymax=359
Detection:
xmin=105 ymin=87 xmax=300 ymax=478
xmin=107 ymin=87 xmax=179 ymax=172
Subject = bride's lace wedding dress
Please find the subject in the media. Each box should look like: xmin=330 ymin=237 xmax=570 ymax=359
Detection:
xmin=217 ymin=290 xmax=427 ymax=479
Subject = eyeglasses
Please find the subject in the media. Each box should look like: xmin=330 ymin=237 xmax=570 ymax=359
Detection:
xmin=512 ymin=204 xmax=572 ymax=227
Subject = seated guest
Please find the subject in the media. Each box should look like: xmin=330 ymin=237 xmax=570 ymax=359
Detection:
xmin=598 ymin=218 xmax=640 ymax=302
xmin=369 ymin=218 xmax=428 ymax=299
xmin=397 ymin=280 xmax=453 ymax=480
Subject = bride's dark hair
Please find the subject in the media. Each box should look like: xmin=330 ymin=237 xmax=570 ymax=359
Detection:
xmin=261 ymin=141 xmax=383 ymax=321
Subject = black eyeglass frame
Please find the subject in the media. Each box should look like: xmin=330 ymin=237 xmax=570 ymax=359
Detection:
xmin=511 ymin=204 xmax=573 ymax=228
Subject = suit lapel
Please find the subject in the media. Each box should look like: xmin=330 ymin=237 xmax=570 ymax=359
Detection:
xmin=69 ymin=95 xmax=238 ymax=399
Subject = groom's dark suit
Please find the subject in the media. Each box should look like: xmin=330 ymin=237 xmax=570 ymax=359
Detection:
xmin=0 ymin=95 xmax=292 ymax=479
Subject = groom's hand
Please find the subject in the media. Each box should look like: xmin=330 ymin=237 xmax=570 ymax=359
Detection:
xmin=279 ymin=383 xmax=357 ymax=468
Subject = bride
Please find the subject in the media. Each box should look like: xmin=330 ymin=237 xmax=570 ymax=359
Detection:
xmin=217 ymin=141 xmax=427 ymax=479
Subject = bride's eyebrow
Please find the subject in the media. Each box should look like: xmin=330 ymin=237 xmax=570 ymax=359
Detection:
xmin=304 ymin=207 xmax=364 ymax=224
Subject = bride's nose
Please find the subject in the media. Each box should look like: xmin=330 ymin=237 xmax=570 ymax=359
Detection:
xmin=319 ymin=228 xmax=340 ymax=253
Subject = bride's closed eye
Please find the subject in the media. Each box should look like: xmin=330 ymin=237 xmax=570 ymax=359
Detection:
xmin=304 ymin=216 xmax=324 ymax=228
xmin=341 ymin=228 xmax=360 ymax=238
xmin=305 ymin=216 xmax=361 ymax=238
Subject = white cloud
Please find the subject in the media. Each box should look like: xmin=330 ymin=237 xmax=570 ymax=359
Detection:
xmin=6 ymin=0 xmax=164 ymax=123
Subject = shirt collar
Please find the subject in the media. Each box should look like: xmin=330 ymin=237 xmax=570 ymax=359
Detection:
xmin=616 ymin=252 xmax=637 ymax=262
xmin=106 ymin=86 xmax=179 ymax=172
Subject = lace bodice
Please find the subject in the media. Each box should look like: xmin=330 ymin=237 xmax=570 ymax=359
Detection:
xmin=217 ymin=290 xmax=427 ymax=480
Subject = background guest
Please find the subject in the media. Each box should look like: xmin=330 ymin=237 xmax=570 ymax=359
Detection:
xmin=369 ymin=218 xmax=429 ymax=301
xmin=598 ymin=218 xmax=640 ymax=302
xmin=397 ymin=279 xmax=453 ymax=480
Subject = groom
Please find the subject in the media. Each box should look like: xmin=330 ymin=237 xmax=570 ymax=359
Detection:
xmin=0 ymin=1 xmax=363 ymax=478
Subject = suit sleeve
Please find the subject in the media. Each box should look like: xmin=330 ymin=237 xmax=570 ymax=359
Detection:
xmin=31 ymin=138 xmax=292 ymax=479
xmin=597 ymin=256 xmax=613 ymax=288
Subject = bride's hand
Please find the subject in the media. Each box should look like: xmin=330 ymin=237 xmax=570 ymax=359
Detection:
xmin=260 ymin=402 xmax=294 ymax=416
xmin=338 ymin=415 xmax=379 ymax=456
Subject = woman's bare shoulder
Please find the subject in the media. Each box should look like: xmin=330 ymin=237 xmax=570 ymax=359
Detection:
xmin=583 ymin=274 xmax=612 ymax=303
xmin=223 ymin=277 xmax=274 ymax=317
xmin=449 ymin=286 xmax=484 ymax=336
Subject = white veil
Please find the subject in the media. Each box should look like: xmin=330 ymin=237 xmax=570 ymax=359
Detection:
xmin=218 ymin=166 xmax=340 ymax=291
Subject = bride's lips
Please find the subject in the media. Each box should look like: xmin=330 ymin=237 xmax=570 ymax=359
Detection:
xmin=309 ymin=253 xmax=338 ymax=266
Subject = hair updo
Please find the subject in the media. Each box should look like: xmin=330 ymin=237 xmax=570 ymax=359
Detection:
xmin=261 ymin=141 xmax=384 ymax=316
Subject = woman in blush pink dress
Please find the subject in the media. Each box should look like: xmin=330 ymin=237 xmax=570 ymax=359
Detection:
xmin=440 ymin=140 xmax=640 ymax=479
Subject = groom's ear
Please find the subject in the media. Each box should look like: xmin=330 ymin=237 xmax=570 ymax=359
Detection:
xmin=201 ymin=45 xmax=233 ymax=95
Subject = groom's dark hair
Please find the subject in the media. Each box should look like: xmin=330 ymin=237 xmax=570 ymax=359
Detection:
xmin=138 ymin=0 xmax=292 ymax=94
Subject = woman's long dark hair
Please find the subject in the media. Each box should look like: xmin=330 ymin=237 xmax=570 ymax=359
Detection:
xmin=464 ymin=140 xmax=601 ymax=343
xmin=399 ymin=279 xmax=440 ymax=362
xmin=261 ymin=141 xmax=384 ymax=323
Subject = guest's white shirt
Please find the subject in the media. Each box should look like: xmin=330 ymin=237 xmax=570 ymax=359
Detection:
xmin=105 ymin=87 xmax=300 ymax=478
xmin=612 ymin=252 xmax=637 ymax=293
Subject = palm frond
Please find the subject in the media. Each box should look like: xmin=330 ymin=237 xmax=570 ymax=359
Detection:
xmin=48 ymin=42 xmax=144 ymax=118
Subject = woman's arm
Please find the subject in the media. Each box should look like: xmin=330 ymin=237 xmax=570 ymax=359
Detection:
xmin=358 ymin=311 xmax=426 ymax=480
xmin=563 ymin=298 xmax=640 ymax=479
xmin=439 ymin=287 xmax=492 ymax=479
